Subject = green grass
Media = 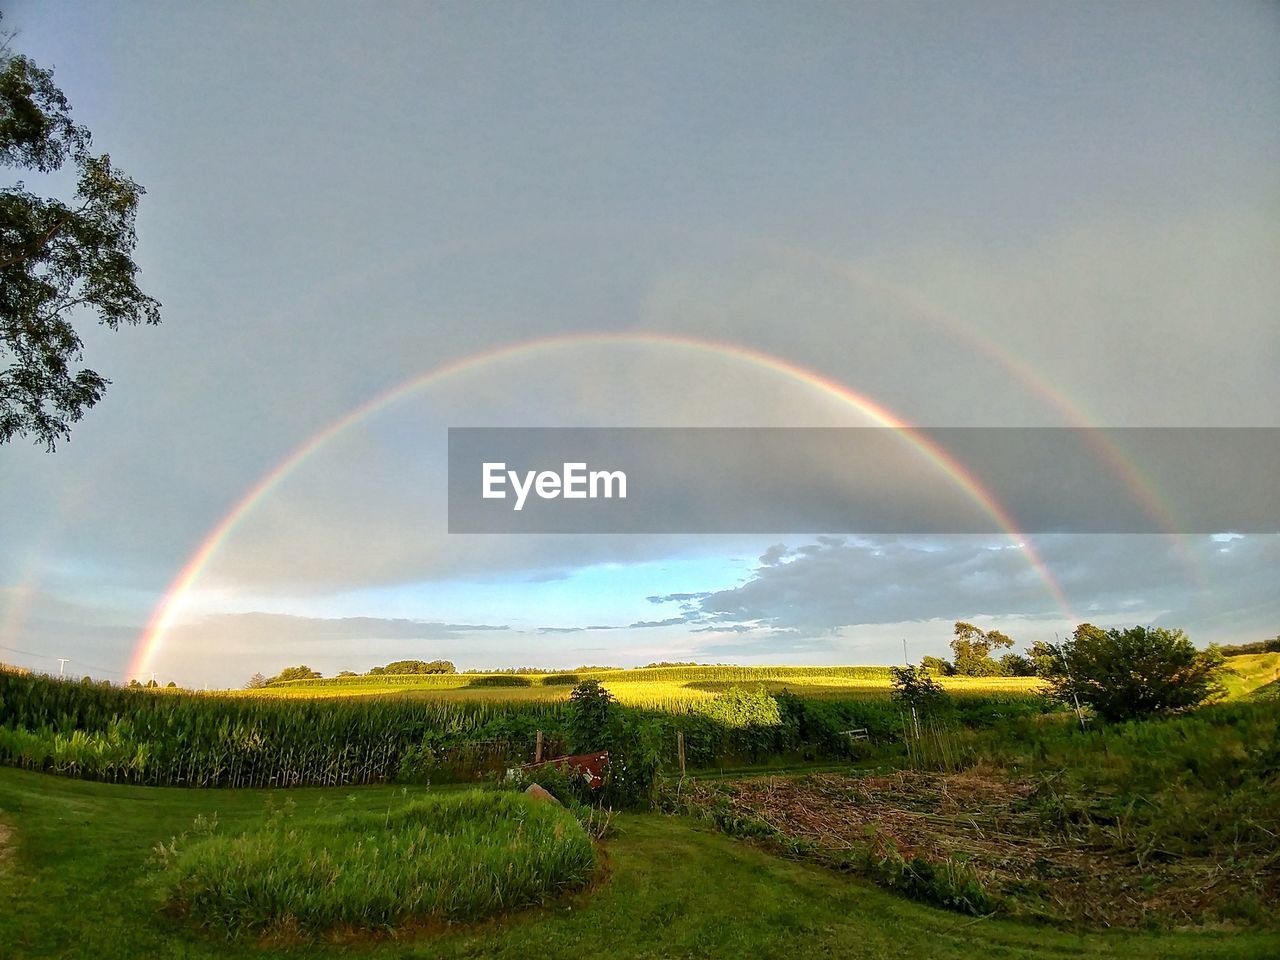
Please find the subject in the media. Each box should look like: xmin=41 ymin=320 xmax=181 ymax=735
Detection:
xmin=1221 ymin=652 xmax=1280 ymax=699
xmin=1 ymin=767 xmax=1276 ymax=958
xmin=154 ymin=789 xmax=596 ymax=938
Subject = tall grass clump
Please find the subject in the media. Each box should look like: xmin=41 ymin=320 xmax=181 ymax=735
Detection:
xmin=153 ymin=790 xmax=595 ymax=938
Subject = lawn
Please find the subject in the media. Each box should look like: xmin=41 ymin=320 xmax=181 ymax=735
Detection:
xmin=1 ymin=767 xmax=1275 ymax=959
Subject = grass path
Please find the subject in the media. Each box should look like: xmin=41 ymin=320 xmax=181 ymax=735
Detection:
xmin=1 ymin=767 xmax=1275 ymax=959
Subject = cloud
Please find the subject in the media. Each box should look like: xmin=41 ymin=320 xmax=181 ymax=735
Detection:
xmin=169 ymin=613 xmax=508 ymax=646
xmin=627 ymin=616 xmax=699 ymax=629
xmin=646 ymin=593 xmax=710 ymax=604
xmin=536 ymin=624 xmax=617 ymax=634
xmin=686 ymin=534 xmax=1280 ymax=643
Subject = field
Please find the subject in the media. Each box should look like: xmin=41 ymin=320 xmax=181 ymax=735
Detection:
xmin=2 ymin=657 xmax=1277 ymax=956
xmin=1222 ymin=652 xmax=1280 ymax=699
xmin=676 ymin=698 xmax=1280 ymax=928
xmin=255 ymin=665 xmax=1046 ymax=709
xmin=1 ymin=767 xmax=1276 ymax=959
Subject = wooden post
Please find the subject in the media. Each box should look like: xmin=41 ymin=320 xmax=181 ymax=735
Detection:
xmin=677 ymin=731 xmax=686 ymax=776
xmin=535 ymin=729 xmax=543 ymax=763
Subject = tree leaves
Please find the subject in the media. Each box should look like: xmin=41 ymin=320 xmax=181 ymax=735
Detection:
xmin=1 ymin=38 xmax=160 ymax=448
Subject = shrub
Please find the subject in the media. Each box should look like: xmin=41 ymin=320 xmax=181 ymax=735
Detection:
xmin=865 ymin=847 xmax=997 ymax=916
xmin=600 ymin=713 xmax=663 ymax=809
xmin=695 ymin=687 xmax=784 ymax=761
xmin=567 ymin=679 xmax=614 ymax=753
xmin=1043 ymin=624 xmax=1226 ymax=722
xmin=890 ymin=665 xmax=946 ymax=712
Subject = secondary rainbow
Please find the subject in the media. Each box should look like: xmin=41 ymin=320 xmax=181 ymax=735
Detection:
xmin=129 ymin=331 xmax=1074 ymax=681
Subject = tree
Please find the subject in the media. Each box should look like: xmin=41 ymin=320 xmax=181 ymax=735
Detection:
xmin=890 ymin=664 xmax=947 ymax=712
xmin=367 ymin=659 xmax=455 ymax=676
xmin=1043 ymin=624 xmax=1225 ymax=722
xmin=1 ymin=23 xmax=160 ymax=448
xmin=245 ymin=672 xmax=267 ymax=689
xmin=920 ymin=655 xmax=955 ymax=677
xmin=999 ymin=652 xmax=1035 ymax=677
xmin=1026 ymin=640 xmax=1056 ymax=678
xmin=950 ymin=621 xmax=1014 ymax=675
xmin=268 ymin=665 xmax=321 ymax=684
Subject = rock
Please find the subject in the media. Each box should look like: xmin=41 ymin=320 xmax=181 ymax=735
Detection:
xmin=524 ymin=783 xmax=561 ymax=805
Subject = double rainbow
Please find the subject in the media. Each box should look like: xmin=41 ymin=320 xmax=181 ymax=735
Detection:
xmin=128 ymin=331 xmax=1078 ymax=681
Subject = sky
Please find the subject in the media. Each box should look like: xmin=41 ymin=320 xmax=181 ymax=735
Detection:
xmin=0 ymin=1 xmax=1277 ymax=687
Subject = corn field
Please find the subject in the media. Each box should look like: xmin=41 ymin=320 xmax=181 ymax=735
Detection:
xmin=0 ymin=671 xmax=565 ymax=787
xmin=0 ymin=667 xmax=1048 ymax=788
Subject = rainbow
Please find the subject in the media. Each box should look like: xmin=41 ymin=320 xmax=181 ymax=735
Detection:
xmin=128 ymin=331 xmax=1075 ymax=681
xmin=760 ymin=240 xmax=1196 ymax=566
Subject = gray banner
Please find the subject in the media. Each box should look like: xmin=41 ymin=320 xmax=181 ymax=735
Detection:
xmin=447 ymin=428 xmax=1279 ymax=534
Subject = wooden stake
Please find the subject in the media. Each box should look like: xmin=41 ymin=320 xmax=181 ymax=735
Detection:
xmin=677 ymin=730 xmax=686 ymax=776
xmin=535 ymin=729 xmax=543 ymax=763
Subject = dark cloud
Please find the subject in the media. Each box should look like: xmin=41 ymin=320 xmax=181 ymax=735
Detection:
xmin=758 ymin=545 xmax=789 ymax=566
xmin=690 ymin=535 xmax=1280 ymax=642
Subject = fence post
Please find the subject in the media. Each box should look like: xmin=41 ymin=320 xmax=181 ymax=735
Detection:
xmin=677 ymin=730 xmax=686 ymax=776
xmin=535 ymin=729 xmax=544 ymax=763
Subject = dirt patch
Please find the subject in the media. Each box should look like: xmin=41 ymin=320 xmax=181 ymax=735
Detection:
xmin=682 ymin=769 xmax=1276 ymax=928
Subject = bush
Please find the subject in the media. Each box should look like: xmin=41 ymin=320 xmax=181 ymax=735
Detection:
xmin=600 ymin=713 xmax=663 ymax=809
xmin=695 ymin=686 xmax=783 ymax=760
xmin=1044 ymin=624 xmax=1226 ymax=722
xmin=153 ymin=790 xmax=594 ymax=938
xmin=890 ymin=665 xmax=946 ymax=712
xmin=865 ymin=848 xmax=997 ymax=916
xmin=567 ymin=679 xmax=614 ymax=753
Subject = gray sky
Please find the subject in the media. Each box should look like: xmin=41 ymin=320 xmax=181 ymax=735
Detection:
xmin=1 ymin=2 xmax=1277 ymax=686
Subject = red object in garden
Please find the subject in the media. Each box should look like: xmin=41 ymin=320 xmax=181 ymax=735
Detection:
xmin=522 ymin=750 xmax=609 ymax=789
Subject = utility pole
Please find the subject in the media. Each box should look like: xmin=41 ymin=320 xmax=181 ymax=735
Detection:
xmin=57 ymin=657 xmax=68 ymax=677
xmin=902 ymin=638 xmax=909 ymax=666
